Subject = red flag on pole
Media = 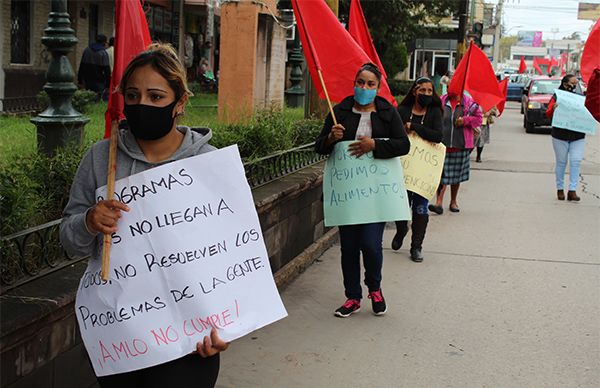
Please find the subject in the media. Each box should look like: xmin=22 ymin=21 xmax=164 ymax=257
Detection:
xmin=496 ymin=78 xmax=508 ymax=116
xmin=104 ymin=0 xmax=152 ymax=138
xmin=347 ymin=0 xmax=396 ymax=106
xmin=518 ymin=56 xmax=527 ymax=74
xmin=447 ymin=42 xmax=504 ymax=112
xmin=348 ymin=0 xmax=386 ymax=79
xmin=533 ymin=57 xmax=543 ymax=75
xmin=291 ymin=0 xmax=396 ymax=106
xmin=581 ymin=19 xmax=600 ymax=84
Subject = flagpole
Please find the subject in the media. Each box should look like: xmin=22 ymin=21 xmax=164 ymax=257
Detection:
xmin=317 ymin=69 xmax=338 ymax=125
xmin=292 ymin=0 xmax=338 ymax=125
xmin=460 ymin=41 xmax=472 ymax=100
xmin=101 ymin=121 xmax=118 ymax=280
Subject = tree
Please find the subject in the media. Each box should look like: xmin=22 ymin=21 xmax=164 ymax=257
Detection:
xmin=278 ymin=0 xmax=458 ymax=75
xmin=499 ymin=35 xmax=518 ymax=62
xmin=337 ymin=0 xmax=459 ymax=74
xmin=564 ymin=32 xmax=581 ymax=41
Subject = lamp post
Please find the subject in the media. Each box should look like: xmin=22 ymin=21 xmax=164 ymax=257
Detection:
xmin=31 ymin=0 xmax=89 ymax=156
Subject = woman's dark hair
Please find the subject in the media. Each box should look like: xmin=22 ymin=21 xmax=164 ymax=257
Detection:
xmin=355 ymin=62 xmax=382 ymax=83
xmin=399 ymin=77 xmax=442 ymax=111
xmin=558 ymin=73 xmax=576 ymax=90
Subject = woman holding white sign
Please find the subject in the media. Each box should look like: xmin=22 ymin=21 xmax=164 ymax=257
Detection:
xmin=315 ymin=63 xmax=410 ymax=318
xmin=546 ymin=74 xmax=585 ymax=201
xmin=60 ymin=44 xmax=227 ymax=387
xmin=392 ymin=77 xmax=443 ymax=262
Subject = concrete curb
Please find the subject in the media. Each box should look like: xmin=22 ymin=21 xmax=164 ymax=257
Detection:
xmin=274 ymin=227 xmax=338 ymax=289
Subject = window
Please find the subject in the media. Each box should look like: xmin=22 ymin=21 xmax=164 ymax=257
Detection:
xmin=10 ymin=0 xmax=31 ymax=64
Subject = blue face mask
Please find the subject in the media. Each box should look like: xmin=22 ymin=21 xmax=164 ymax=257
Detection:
xmin=353 ymin=86 xmax=377 ymax=105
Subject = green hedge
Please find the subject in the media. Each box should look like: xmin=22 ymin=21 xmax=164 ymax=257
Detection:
xmin=0 ymin=110 xmax=322 ymax=236
xmin=388 ymin=80 xmax=414 ymax=97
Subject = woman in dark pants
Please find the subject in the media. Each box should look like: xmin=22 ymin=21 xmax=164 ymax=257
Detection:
xmin=61 ymin=44 xmax=227 ymax=388
xmin=392 ymin=77 xmax=443 ymax=262
xmin=315 ymin=63 xmax=410 ymax=318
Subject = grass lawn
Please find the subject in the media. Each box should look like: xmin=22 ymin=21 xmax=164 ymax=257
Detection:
xmin=0 ymin=93 xmax=305 ymax=166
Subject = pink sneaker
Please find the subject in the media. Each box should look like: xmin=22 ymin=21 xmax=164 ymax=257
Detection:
xmin=334 ymin=299 xmax=361 ymax=318
xmin=368 ymin=289 xmax=387 ymax=316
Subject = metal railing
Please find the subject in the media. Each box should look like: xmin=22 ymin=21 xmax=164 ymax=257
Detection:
xmin=0 ymin=96 xmax=44 ymax=114
xmin=0 ymin=143 xmax=325 ymax=294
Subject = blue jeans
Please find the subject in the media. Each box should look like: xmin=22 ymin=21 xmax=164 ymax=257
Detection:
xmin=552 ymin=138 xmax=586 ymax=191
xmin=408 ymin=191 xmax=429 ymax=215
xmin=338 ymin=222 xmax=386 ymax=300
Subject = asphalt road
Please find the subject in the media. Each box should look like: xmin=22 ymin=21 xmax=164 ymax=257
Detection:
xmin=218 ymin=102 xmax=600 ymax=388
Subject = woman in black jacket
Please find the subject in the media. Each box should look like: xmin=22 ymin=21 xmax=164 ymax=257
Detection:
xmin=315 ymin=63 xmax=410 ymax=318
xmin=391 ymin=77 xmax=443 ymax=262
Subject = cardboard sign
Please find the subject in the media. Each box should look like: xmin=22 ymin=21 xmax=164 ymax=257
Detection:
xmin=553 ymin=89 xmax=598 ymax=135
xmin=400 ymin=132 xmax=446 ymax=201
xmin=323 ymin=141 xmax=411 ymax=226
xmin=76 ymin=145 xmax=287 ymax=376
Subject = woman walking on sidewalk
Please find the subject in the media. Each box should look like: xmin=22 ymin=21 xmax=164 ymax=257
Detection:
xmin=315 ymin=63 xmax=409 ymax=318
xmin=546 ymin=74 xmax=586 ymax=201
xmin=429 ymin=91 xmax=482 ymax=214
xmin=391 ymin=77 xmax=443 ymax=262
xmin=61 ymin=44 xmax=227 ymax=388
xmin=475 ymin=106 xmax=498 ymax=163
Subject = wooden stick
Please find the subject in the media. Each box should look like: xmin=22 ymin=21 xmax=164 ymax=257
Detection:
xmin=101 ymin=121 xmax=119 ymax=281
xmin=317 ymin=69 xmax=338 ymax=125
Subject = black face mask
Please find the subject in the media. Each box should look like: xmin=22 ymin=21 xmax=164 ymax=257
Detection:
xmin=417 ymin=94 xmax=433 ymax=107
xmin=123 ymin=101 xmax=178 ymax=141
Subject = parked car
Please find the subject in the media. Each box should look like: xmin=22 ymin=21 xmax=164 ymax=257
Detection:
xmin=522 ymin=77 xmax=561 ymax=133
xmin=506 ymin=74 xmax=529 ymax=102
xmin=521 ymin=77 xmax=585 ymax=133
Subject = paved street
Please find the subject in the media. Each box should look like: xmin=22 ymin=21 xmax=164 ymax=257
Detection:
xmin=218 ymin=102 xmax=600 ymax=388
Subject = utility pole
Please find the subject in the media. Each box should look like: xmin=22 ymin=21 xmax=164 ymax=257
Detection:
xmin=492 ymin=0 xmax=504 ymax=71
xmin=456 ymin=0 xmax=469 ymax=63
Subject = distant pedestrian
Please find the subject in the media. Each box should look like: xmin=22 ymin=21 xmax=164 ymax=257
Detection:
xmin=315 ymin=63 xmax=410 ymax=318
xmin=78 ymin=34 xmax=111 ymax=99
xmin=546 ymin=74 xmax=586 ymax=201
xmin=429 ymin=92 xmax=482 ymax=214
xmin=475 ymin=106 xmax=498 ymax=163
xmin=392 ymin=77 xmax=443 ymax=262
xmin=106 ymin=36 xmax=115 ymax=72
xmin=440 ymin=71 xmax=451 ymax=95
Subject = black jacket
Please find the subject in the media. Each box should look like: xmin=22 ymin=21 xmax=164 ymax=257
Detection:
xmin=315 ymin=96 xmax=410 ymax=158
xmin=397 ymin=104 xmax=443 ymax=143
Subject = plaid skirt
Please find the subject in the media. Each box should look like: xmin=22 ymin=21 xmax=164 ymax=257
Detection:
xmin=441 ymin=149 xmax=471 ymax=185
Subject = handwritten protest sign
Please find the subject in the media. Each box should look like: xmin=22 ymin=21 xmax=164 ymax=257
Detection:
xmin=323 ymin=141 xmax=411 ymax=226
xmin=552 ymin=89 xmax=599 ymax=135
xmin=76 ymin=145 xmax=287 ymax=376
xmin=400 ymin=132 xmax=446 ymax=201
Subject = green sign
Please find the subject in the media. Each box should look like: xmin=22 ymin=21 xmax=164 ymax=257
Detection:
xmin=323 ymin=141 xmax=411 ymax=227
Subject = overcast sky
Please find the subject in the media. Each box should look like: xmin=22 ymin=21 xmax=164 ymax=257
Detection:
xmin=485 ymin=0 xmax=599 ymax=41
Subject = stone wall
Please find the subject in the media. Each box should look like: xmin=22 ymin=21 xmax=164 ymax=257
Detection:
xmin=0 ymin=162 xmax=330 ymax=388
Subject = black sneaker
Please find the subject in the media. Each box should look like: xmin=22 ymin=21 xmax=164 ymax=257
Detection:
xmin=368 ymin=289 xmax=387 ymax=316
xmin=334 ymin=299 xmax=361 ymax=318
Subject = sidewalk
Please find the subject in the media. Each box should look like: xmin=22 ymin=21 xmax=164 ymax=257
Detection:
xmin=217 ymin=104 xmax=600 ymax=387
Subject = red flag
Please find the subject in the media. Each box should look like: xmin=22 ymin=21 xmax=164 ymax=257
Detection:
xmin=447 ymin=42 xmax=504 ymax=112
xmin=533 ymin=57 xmax=543 ymax=75
xmin=104 ymin=0 xmax=152 ymax=138
xmin=348 ymin=0 xmax=386 ymax=79
xmin=291 ymin=0 xmax=396 ymax=106
xmin=518 ymin=56 xmax=527 ymax=74
xmin=497 ymin=78 xmax=508 ymax=116
xmin=581 ymin=18 xmax=600 ymax=83
xmin=585 ymin=67 xmax=600 ymax=122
